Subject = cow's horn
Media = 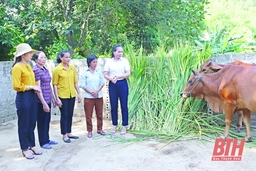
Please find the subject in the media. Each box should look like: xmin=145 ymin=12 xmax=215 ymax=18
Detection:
xmin=192 ymin=69 xmax=198 ymax=75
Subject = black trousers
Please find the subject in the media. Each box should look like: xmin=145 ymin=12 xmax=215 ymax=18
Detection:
xmin=15 ymin=90 xmax=38 ymax=150
xmin=37 ymin=103 xmax=51 ymax=146
xmin=59 ymin=97 xmax=75 ymax=135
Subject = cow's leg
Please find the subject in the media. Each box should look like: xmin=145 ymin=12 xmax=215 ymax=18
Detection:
xmin=222 ymin=104 xmax=235 ymax=139
xmin=242 ymin=109 xmax=252 ymax=142
xmin=236 ymin=111 xmax=243 ymax=132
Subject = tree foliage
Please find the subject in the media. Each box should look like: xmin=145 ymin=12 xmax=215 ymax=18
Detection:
xmin=0 ymin=0 xmax=209 ymax=61
xmin=0 ymin=4 xmax=25 ymax=60
xmin=199 ymin=0 xmax=256 ymax=54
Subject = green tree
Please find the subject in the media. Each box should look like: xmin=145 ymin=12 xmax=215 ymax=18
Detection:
xmin=204 ymin=0 xmax=256 ymax=53
xmin=0 ymin=4 xmax=25 ymax=61
xmin=0 ymin=0 xmax=209 ymax=61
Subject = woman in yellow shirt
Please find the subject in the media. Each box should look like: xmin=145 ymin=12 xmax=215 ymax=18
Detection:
xmin=11 ymin=43 xmax=42 ymax=159
xmin=52 ymin=50 xmax=82 ymax=143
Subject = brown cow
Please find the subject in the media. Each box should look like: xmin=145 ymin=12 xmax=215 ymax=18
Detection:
xmin=199 ymin=60 xmax=256 ymax=131
xmin=181 ymin=63 xmax=256 ymax=142
xmin=199 ymin=60 xmax=255 ymax=73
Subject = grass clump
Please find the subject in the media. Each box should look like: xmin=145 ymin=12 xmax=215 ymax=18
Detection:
xmin=123 ymin=44 xmax=256 ymax=148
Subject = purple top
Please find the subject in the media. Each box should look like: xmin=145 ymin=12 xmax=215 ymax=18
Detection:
xmin=33 ymin=64 xmax=52 ymax=104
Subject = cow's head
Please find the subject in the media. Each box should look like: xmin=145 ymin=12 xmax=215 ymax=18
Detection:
xmin=181 ymin=69 xmax=204 ymax=99
xmin=199 ymin=60 xmax=223 ymax=74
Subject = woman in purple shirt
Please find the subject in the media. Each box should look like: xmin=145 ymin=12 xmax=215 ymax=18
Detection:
xmin=33 ymin=51 xmax=58 ymax=149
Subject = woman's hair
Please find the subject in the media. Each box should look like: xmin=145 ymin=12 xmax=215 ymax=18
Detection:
xmin=10 ymin=56 xmax=22 ymax=74
xmin=87 ymin=54 xmax=98 ymax=67
xmin=111 ymin=44 xmax=122 ymax=58
xmin=56 ymin=50 xmax=70 ymax=63
xmin=11 ymin=56 xmax=22 ymax=68
xmin=32 ymin=51 xmax=43 ymax=62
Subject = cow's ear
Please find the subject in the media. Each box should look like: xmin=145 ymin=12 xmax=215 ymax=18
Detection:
xmin=210 ymin=62 xmax=222 ymax=71
xmin=206 ymin=61 xmax=212 ymax=67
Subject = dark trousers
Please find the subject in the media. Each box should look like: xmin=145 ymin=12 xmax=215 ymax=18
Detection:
xmin=37 ymin=103 xmax=51 ymax=146
xmin=83 ymin=98 xmax=103 ymax=132
xmin=15 ymin=90 xmax=38 ymax=150
xmin=109 ymin=79 xmax=129 ymax=126
xmin=59 ymin=97 xmax=75 ymax=135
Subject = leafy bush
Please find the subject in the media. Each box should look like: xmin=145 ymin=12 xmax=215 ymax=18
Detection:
xmin=45 ymin=38 xmax=70 ymax=60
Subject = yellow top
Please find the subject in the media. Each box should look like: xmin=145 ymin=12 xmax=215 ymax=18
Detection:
xmin=11 ymin=63 xmax=37 ymax=92
xmin=52 ymin=63 xmax=78 ymax=98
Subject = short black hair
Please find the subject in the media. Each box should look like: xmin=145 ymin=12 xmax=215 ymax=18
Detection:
xmin=32 ymin=51 xmax=43 ymax=61
xmin=87 ymin=54 xmax=98 ymax=67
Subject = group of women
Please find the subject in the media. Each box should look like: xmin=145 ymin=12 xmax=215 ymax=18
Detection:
xmin=11 ymin=43 xmax=130 ymax=159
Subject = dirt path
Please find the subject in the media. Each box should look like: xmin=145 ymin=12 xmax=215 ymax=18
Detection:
xmin=0 ymin=115 xmax=256 ymax=171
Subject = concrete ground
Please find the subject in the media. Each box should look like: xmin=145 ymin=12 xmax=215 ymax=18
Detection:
xmin=1 ymin=115 xmax=256 ymax=171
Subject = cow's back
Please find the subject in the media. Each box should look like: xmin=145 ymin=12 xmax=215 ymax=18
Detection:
xmin=216 ymin=64 xmax=256 ymax=112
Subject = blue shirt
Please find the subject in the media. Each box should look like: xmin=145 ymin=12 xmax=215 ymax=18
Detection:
xmin=79 ymin=68 xmax=105 ymax=98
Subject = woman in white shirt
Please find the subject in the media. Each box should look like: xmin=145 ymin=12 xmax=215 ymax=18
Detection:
xmin=80 ymin=55 xmax=105 ymax=138
xmin=103 ymin=44 xmax=131 ymax=135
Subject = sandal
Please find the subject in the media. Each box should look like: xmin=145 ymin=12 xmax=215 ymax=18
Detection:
xmin=48 ymin=140 xmax=58 ymax=145
xmin=111 ymin=126 xmax=117 ymax=134
xmin=120 ymin=126 xmax=127 ymax=135
xmin=87 ymin=132 xmax=93 ymax=138
xmin=63 ymin=137 xmax=71 ymax=143
xmin=97 ymin=130 xmax=105 ymax=135
xmin=67 ymin=135 xmax=79 ymax=139
xmin=29 ymin=147 xmax=42 ymax=155
xmin=41 ymin=143 xmax=52 ymax=149
xmin=22 ymin=150 xmax=34 ymax=159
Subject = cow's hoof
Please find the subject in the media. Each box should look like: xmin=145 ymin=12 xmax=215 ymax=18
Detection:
xmin=245 ymin=137 xmax=252 ymax=142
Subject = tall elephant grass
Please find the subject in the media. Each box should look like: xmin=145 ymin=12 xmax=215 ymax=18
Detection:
xmin=124 ymin=44 xmax=256 ymax=147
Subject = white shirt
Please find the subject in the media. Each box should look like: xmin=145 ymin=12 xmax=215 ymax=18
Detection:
xmin=103 ymin=57 xmax=130 ymax=80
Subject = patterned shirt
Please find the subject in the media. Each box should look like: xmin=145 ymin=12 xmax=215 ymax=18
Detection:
xmin=33 ymin=64 xmax=52 ymax=104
